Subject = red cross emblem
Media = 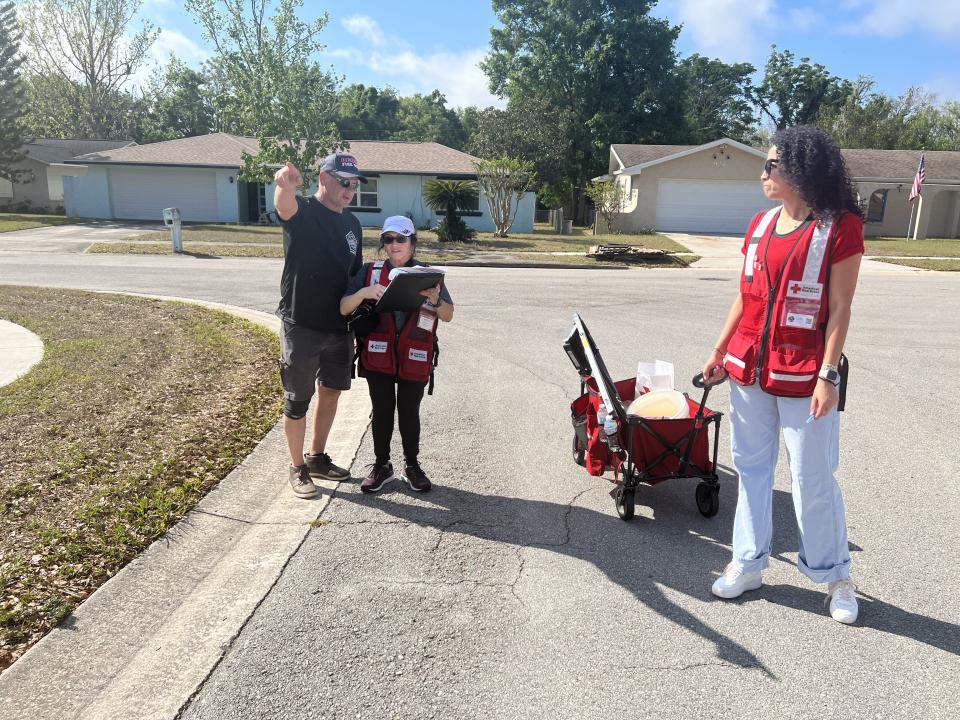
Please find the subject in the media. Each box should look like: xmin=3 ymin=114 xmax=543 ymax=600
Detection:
xmin=790 ymin=282 xmax=802 ymax=293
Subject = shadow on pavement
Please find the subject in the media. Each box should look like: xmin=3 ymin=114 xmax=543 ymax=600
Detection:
xmin=335 ymin=467 xmax=776 ymax=678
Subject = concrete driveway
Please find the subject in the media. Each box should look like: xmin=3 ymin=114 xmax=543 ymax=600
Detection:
xmin=0 ymin=221 xmax=160 ymax=254
xmin=0 ymin=254 xmax=957 ymax=719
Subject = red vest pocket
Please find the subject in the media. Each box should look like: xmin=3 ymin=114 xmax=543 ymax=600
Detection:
xmin=361 ymin=331 xmax=396 ymax=375
xmin=723 ymin=330 xmax=758 ymax=385
xmin=398 ymin=338 xmax=433 ymax=383
xmin=762 ymin=330 xmax=820 ymax=396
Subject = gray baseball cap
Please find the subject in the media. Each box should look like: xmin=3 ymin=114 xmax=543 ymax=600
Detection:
xmin=319 ymin=152 xmax=368 ymax=183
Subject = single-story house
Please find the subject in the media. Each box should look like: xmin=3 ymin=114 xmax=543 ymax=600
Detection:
xmin=0 ymin=138 xmax=134 ymax=213
xmin=63 ymin=133 xmax=536 ymax=232
xmin=598 ymin=138 xmax=960 ymax=239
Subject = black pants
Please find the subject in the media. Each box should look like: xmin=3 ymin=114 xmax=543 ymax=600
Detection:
xmin=365 ymin=371 xmax=426 ymax=466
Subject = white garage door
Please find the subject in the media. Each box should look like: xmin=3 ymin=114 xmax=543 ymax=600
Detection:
xmin=655 ymin=179 xmax=775 ymax=234
xmin=109 ymin=167 xmax=219 ymax=222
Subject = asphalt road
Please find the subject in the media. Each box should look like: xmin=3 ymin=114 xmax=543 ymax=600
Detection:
xmin=1 ymin=250 xmax=958 ymax=719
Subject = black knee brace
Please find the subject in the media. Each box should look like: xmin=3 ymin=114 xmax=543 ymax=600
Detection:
xmin=283 ymin=398 xmax=310 ymax=419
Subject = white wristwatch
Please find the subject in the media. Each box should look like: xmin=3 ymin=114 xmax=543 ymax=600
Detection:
xmin=818 ymin=363 xmax=841 ymax=386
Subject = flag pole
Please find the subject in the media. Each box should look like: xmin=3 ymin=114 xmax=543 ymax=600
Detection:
xmin=906 ymin=198 xmax=915 ymax=241
xmin=913 ymin=194 xmax=923 ymax=241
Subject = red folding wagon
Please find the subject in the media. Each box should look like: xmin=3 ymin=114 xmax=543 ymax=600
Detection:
xmin=564 ymin=313 xmax=726 ymax=521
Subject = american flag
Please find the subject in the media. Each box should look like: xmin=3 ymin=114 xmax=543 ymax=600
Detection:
xmin=908 ymin=154 xmax=926 ymax=201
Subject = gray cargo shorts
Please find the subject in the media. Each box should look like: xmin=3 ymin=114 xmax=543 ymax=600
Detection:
xmin=279 ymin=319 xmax=354 ymax=399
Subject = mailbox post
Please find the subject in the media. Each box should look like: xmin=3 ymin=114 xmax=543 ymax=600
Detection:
xmin=162 ymin=207 xmax=182 ymax=253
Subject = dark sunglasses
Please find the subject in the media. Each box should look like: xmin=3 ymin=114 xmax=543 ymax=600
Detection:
xmin=381 ymin=234 xmax=411 ymax=245
xmin=763 ymin=158 xmax=779 ymax=175
xmin=334 ymin=176 xmax=360 ymax=190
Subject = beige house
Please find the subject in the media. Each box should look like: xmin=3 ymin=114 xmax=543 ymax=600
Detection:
xmin=0 ymin=138 xmax=134 ymax=213
xmin=599 ymin=138 xmax=960 ymax=239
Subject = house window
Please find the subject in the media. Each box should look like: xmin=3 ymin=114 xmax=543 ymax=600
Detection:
xmin=866 ymin=190 xmax=888 ymax=223
xmin=348 ymin=177 xmax=378 ymax=209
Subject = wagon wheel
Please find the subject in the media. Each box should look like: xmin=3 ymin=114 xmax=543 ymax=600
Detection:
xmin=695 ymin=482 xmax=720 ymax=518
xmin=572 ymin=435 xmax=585 ymax=467
xmin=615 ymin=485 xmax=636 ymax=521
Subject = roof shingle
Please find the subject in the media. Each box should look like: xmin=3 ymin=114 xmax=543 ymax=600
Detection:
xmin=71 ymin=133 xmax=482 ymax=175
xmin=612 ymin=142 xmax=960 ymax=181
xmin=23 ymin=138 xmax=135 ymax=165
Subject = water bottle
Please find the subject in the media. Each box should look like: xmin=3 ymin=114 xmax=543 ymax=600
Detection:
xmin=603 ymin=408 xmax=620 ymax=452
xmin=596 ymin=402 xmax=608 ymax=444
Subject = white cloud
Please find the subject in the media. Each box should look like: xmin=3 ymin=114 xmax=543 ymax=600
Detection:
xmin=920 ymin=74 xmax=960 ymax=104
xmin=342 ymin=14 xmax=386 ymax=47
xmin=669 ymin=0 xmax=775 ymax=63
xmin=127 ymin=29 xmax=211 ymax=90
xmin=840 ymin=0 xmax=960 ymax=37
xmin=329 ymin=16 xmax=502 ymax=108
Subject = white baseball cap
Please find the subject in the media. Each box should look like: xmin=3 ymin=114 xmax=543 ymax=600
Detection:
xmin=380 ymin=215 xmax=416 ymax=237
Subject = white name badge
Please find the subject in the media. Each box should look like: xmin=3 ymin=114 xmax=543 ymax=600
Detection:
xmin=786 ymin=280 xmax=823 ymax=300
xmin=367 ymin=340 xmax=388 ymax=353
xmin=408 ymin=348 xmax=429 ymax=362
xmin=417 ymin=311 xmax=434 ymax=331
xmin=785 ymin=313 xmax=816 ymax=329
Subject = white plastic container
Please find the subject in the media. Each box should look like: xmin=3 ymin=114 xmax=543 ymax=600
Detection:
xmin=626 ymin=389 xmax=689 ymax=420
xmin=635 ymin=359 xmax=674 ymax=397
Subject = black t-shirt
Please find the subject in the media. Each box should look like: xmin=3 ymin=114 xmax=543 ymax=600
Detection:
xmin=277 ymin=195 xmax=363 ymax=332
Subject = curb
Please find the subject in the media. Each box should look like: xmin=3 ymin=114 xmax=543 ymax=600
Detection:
xmin=0 ymin=292 xmax=372 ymax=720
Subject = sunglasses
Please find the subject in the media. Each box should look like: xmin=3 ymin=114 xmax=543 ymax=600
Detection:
xmin=763 ymin=159 xmax=779 ymax=175
xmin=334 ymin=176 xmax=360 ymax=190
xmin=381 ymin=234 xmax=411 ymax=245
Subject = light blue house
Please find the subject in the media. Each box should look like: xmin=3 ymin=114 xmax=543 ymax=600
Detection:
xmin=64 ymin=133 xmax=536 ymax=232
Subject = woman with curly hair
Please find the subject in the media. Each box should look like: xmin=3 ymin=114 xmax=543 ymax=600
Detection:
xmin=702 ymin=126 xmax=865 ymax=624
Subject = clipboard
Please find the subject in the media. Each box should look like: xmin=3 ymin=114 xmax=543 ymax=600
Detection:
xmin=374 ymin=270 xmax=445 ymax=312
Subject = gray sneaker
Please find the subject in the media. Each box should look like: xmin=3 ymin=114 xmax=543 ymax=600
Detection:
xmin=304 ymin=452 xmax=351 ymax=482
xmin=288 ymin=464 xmax=318 ymax=498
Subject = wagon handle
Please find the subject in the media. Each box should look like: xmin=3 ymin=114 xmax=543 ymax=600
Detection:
xmin=692 ymin=372 xmax=727 ymax=389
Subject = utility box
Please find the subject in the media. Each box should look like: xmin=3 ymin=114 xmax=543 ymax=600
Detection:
xmin=162 ymin=207 xmax=182 ymax=253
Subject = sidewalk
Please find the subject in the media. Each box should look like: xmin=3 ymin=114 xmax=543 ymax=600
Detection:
xmin=0 ymin=295 xmax=371 ymax=720
xmin=0 ymin=319 xmax=44 ymax=388
xmin=664 ymin=232 xmax=932 ymax=273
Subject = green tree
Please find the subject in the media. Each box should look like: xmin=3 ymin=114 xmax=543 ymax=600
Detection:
xmin=336 ymin=84 xmax=401 ymax=140
xmin=482 ymin=0 xmax=684 ymax=223
xmin=422 ymin=179 xmax=479 ymax=242
xmin=391 ymin=91 xmax=466 ymax=149
xmin=466 ymin=96 xmax=574 ymax=208
xmin=677 ymin=54 xmax=756 ymax=144
xmin=473 ymin=157 xmax=534 ymax=237
xmin=585 ymin=179 xmax=627 ymax=233
xmin=18 ymin=0 xmax=157 ymax=138
xmin=186 ymin=0 xmax=341 ymax=186
xmin=0 ymin=1 xmax=28 ymax=183
xmin=753 ymin=46 xmax=852 ymax=130
xmin=140 ymin=58 xmax=218 ymax=143
xmin=817 ymin=80 xmax=960 ymax=151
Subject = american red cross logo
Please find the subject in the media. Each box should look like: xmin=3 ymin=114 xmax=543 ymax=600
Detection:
xmin=790 ymin=282 xmax=802 ymax=293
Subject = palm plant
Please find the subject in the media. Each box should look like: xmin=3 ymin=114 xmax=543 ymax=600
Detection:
xmin=422 ymin=179 xmax=479 ymax=242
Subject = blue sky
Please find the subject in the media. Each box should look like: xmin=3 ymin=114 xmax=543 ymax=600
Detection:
xmin=140 ymin=0 xmax=960 ymax=109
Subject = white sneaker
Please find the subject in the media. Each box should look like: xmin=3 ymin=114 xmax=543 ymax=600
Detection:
xmin=826 ymin=579 xmax=859 ymax=624
xmin=711 ymin=562 xmax=762 ymax=599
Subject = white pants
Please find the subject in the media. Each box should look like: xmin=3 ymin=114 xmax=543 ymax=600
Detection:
xmin=729 ymin=381 xmax=851 ymax=584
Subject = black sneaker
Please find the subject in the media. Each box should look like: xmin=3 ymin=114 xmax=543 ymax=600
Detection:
xmin=288 ymin=464 xmax=317 ymax=499
xmin=360 ymin=462 xmax=394 ymax=494
xmin=402 ymin=461 xmax=432 ymax=493
xmin=304 ymin=452 xmax=351 ymax=482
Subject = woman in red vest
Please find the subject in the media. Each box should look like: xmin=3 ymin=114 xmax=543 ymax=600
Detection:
xmin=341 ymin=216 xmax=454 ymax=494
xmin=701 ymin=126 xmax=865 ymax=624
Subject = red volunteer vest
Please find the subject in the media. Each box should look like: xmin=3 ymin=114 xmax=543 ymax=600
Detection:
xmin=723 ymin=207 xmax=837 ymax=397
xmin=359 ymin=261 xmax=439 ymax=383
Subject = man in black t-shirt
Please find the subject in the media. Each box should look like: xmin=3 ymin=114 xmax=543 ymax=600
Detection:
xmin=274 ymin=153 xmax=365 ymax=498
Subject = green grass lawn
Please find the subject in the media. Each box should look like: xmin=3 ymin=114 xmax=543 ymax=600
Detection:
xmin=106 ymin=222 xmax=689 ymax=266
xmin=863 ymin=237 xmax=960 ymax=257
xmin=0 ymin=287 xmax=282 ymax=670
xmin=872 ymin=258 xmax=960 ymax=271
xmin=0 ymin=213 xmax=80 ymax=233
